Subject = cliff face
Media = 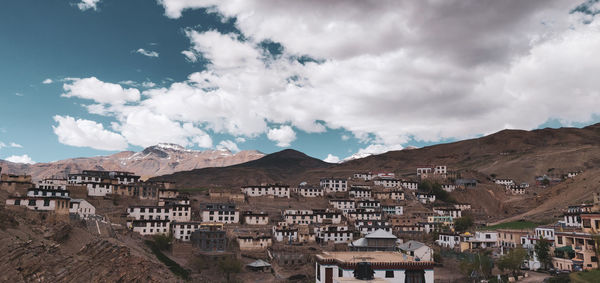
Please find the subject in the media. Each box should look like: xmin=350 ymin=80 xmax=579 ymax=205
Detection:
xmin=0 ymin=143 xmax=265 ymax=180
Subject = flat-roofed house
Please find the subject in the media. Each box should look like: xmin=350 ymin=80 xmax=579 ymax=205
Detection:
xmin=315 ymin=251 xmax=434 ymax=283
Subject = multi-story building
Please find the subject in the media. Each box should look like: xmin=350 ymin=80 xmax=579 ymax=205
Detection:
xmin=191 ymin=225 xmax=227 ymax=252
xmin=296 ymin=185 xmax=324 ymax=197
xmin=242 ymin=211 xmax=269 ymax=225
xmin=36 ymin=179 xmax=68 ymax=190
xmin=273 ymin=224 xmax=299 ymax=242
xmin=417 ymin=165 xmax=447 ymax=177
xmin=238 ymin=234 xmax=272 ymax=251
xmin=128 ymin=219 xmax=171 ymax=235
xmin=329 ymin=199 xmax=356 ymax=212
xmin=416 ymin=193 xmax=436 ymax=204
xmin=315 ymin=225 xmax=354 ymax=244
xmin=433 ymin=207 xmax=462 ymax=218
xmin=172 ymin=221 xmax=205 ymax=241
xmin=382 ymin=204 xmax=403 ymax=216
xmin=374 ymin=178 xmax=401 ymax=188
xmin=241 ymin=184 xmax=290 ymax=198
xmin=320 ymin=178 xmax=348 ymax=193
xmin=349 ymin=186 xmax=372 ymax=199
xmin=200 ymin=203 xmax=239 ymax=224
xmin=357 ymin=200 xmax=380 ymax=210
xmin=69 ymin=198 xmax=95 ymax=219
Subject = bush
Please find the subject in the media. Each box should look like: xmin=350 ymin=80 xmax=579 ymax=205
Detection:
xmin=152 ymin=233 xmax=172 ymax=251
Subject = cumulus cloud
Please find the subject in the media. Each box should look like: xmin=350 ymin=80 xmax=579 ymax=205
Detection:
xmin=267 ymin=125 xmax=296 ymax=147
xmin=57 ymin=2 xmax=600 ymax=152
xmin=42 ymin=78 xmax=53 ymax=84
xmin=343 ymin=144 xmax=404 ymax=161
xmin=217 ymin=140 xmax=240 ymax=152
xmin=5 ymin=154 xmax=35 ymax=164
xmin=62 ymin=77 xmax=140 ymax=105
xmin=323 ymin=154 xmax=340 ymax=163
xmin=52 ymin=115 xmax=128 ymax=151
xmin=135 ymin=48 xmax=159 ymax=58
xmin=77 ymin=0 xmax=101 ymax=11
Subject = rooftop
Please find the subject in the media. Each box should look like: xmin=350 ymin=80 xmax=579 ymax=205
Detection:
xmin=317 ymin=251 xmax=415 ymax=263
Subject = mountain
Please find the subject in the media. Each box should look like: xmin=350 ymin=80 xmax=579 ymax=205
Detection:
xmin=151 ymin=149 xmax=333 ymax=188
xmin=152 ymin=124 xmax=600 ymax=221
xmin=0 ymin=143 xmax=264 ymax=180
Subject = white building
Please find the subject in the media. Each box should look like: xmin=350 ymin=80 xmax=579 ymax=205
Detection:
xmin=238 ymin=235 xmax=272 ymax=250
xmin=374 ymin=178 xmax=401 ymax=188
xmin=5 ymin=196 xmax=70 ymax=213
xmin=347 ymin=210 xmax=383 ymax=221
xmin=316 ymin=225 xmax=354 ymax=244
xmin=320 ymin=178 xmax=348 ymax=193
xmin=382 ymin=205 xmax=403 ymax=216
xmin=36 ymin=179 xmax=67 ymax=190
xmin=127 ymin=219 xmax=170 ymax=235
xmin=329 ymin=199 xmax=356 ymax=212
xmin=284 ymin=209 xmax=342 ymax=225
xmin=273 ymin=225 xmax=298 ymax=242
xmin=349 ymin=187 xmax=372 ymax=199
xmin=417 ymin=165 xmax=447 ymax=177
xmin=69 ymin=198 xmax=95 ymax=219
xmin=433 ymin=207 xmax=462 ymax=218
xmin=441 ymin=184 xmax=456 ymax=192
xmin=200 ymin=203 xmax=239 ymax=224
xmin=316 ymin=251 xmax=434 ymax=283
xmin=241 ymin=184 xmax=290 ymax=198
xmin=398 ymin=240 xmax=434 ymax=261
xmin=357 ymin=200 xmax=381 ymax=210
xmin=243 ymin=211 xmax=269 ymax=225
xmin=27 ymin=188 xmax=69 ymax=198
xmin=436 ymin=233 xmax=460 ymax=248
xmin=535 ymin=226 xmax=555 ymax=240
xmin=353 ymin=172 xmax=375 ymax=181
xmin=495 ymin=179 xmax=515 ymax=186
xmin=401 ymin=181 xmax=419 ymax=190
xmin=416 ymin=193 xmax=436 ymax=204
xmin=296 ymin=186 xmax=324 ymax=197
xmin=172 ymin=221 xmax=204 ymax=241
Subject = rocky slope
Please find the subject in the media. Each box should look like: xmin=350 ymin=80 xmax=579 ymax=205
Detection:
xmin=0 ymin=143 xmax=264 ymax=180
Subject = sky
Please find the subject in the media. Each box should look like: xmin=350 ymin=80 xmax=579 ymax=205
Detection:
xmin=1 ymin=0 xmax=600 ymax=164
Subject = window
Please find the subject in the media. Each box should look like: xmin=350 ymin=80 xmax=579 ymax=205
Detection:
xmin=339 ymin=267 xmax=343 ymax=277
xmin=29 ymin=199 xmax=36 ymax=206
xmin=14 ymin=199 xmax=21 ymax=205
xmin=386 ymin=270 xmax=395 ymax=278
xmin=316 ymin=264 xmax=320 ymax=280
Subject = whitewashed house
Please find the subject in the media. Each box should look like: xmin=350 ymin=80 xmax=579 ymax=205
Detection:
xmin=69 ymin=198 xmax=95 ymax=219
xmin=127 ymin=219 xmax=170 ymax=236
xmin=436 ymin=233 xmax=460 ymax=249
xmin=495 ymin=179 xmax=515 ymax=187
xmin=329 ymin=199 xmax=356 ymax=213
xmin=315 ymin=251 xmax=434 ymax=283
xmin=349 ymin=186 xmax=372 ymax=199
xmin=273 ymin=225 xmax=298 ymax=242
xmin=296 ymin=186 xmax=324 ymax=197
xmin=238 ymin=235 xmax=272 ymax=250
xmin=374 ymin=178 xmax=401 ymax=188
xmin=320 ymin=178 xmax=348 ymax=193
xmin=398 ymin=240 xmax=434 ymax=261
xmin=200 ymin=203 xmax=239 ymax=224
xmin=172 ymin=221 xmax=204 ymax=241
xmin=315 ymin=225 xmax=354 ymax=244
xmin=433 ymin=207 xmax=462 ymax=218
xmin=416 ymin=193 xmax=436 ymax=204
xmin=36 ymin=179 xmax=67 ymax=190
xmin=241 ymin=184 xmax=290 ymax=198
xmin=243 ymin=211 xmax=269 ymax=225
xmin=382 ymin=204 xmax=403 ymax=216
xmin=401 ymin=181 xmax=419 ymax=190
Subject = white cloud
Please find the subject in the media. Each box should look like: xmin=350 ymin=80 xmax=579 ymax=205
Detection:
xmin=0 ymin=142 xmax=22 ymax=149
xmin=135 ymin=48 xmax=159 ymax=58
xmin=341 ymin=135 xmax=350 ymax=141
xmin=62 ymin=77 xmax=140 ymax=105
xmin=58 ymin=2 xmax=600 ymax=152
xmin=323 ymin=154 xmax=340 ymax=163
xmin=42 ymin=78 xmax=53 ymax=84
xmin=267 ymin=125 xmax=296 ymax=147
xmin=142 ymin=81 xmax=156 ymax=88
xmin=52 ymin=115 xmax=128 ymax=151
xmin=216 ymin=140 xmax=240 ymax=152
xmin=9 ymin=142 xmax=23 ymax=148
xmin=5 ymin=154 xmax=35 ymax=164
xmin=235 ymin=137 xmax=246 ymax=143
xmin=77 ymin=0 xmax=101 ymax=11
xmin=181 ymin=50 xmax=198 ymax=62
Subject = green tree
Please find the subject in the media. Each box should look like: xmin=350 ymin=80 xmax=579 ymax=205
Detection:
xmin=534 ymin=237 xmax=552 ymax=270
xmin=541 ymin=178 xmax=550 ymax=186
xmin=498 ymin=248 xmax=528 ymax=280
xmin=218 ymin=256 xmax=242 ymax=282
xmin=460 ymin=251 xmax=493 ymax=281
xmin=454 ymin=215 xmax=474 ymax=233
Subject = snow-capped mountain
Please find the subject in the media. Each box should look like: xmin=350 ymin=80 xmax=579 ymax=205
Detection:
xmin=0 ymin=144 xmax=264 ymax=180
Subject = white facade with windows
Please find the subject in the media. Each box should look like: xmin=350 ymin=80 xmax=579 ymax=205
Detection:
xmin=320 ymin=178 xmax=348 ymax=192
xmin=172 ymin=222 xmax=203 ymax=241
xmin=128 ymin=219 xmax=170 ymax=235
xmin=296 ymin=186 xmax=324 ymax=197
xmin=200 ymin=203 xmax=239 ymax=224
xmin=69 ymin=199 xmax=95 ymax=219
xmin=241 ymin=184 xmax=290 ymax=198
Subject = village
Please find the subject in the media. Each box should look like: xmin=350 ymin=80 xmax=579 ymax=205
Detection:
xmin=0 ymin=164 xmax=597 ymax=283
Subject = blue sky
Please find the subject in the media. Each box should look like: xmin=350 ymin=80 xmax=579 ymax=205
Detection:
xmin=1 ymin=0 xmax=600 ymax=164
